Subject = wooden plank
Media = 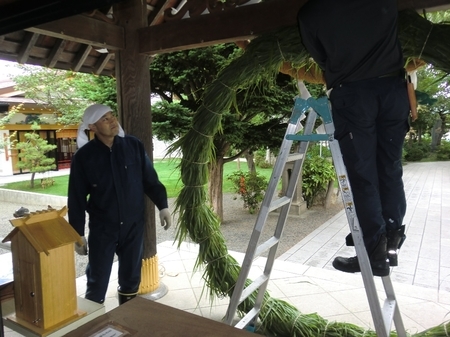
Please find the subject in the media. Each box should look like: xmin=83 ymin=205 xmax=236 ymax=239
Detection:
xmin=40 ymin=245 xmax=78 ymax=329
xmin=46 ymin=38 xmax=67 ymax=68
xmin=18 ymin=225 xmax=48 ymax=255
xmin=73 ymin=45 xmax=92 ymax=72
xmin=94 ymin=53 xmax=113 ymax=75
xmin=0 ymin=0 xmax=125 ymax=37
xmin=17 ymin=32 xmax=39 ymax=64
xmin=26 ymin=14 xmax=125 ymax=51
xmin=23 ymin=209 xmax=60 ymax=225
xmin=64 ymin=297 xmax=256 ymax=337
xmin=139 ymin=0 xmax=307 ymax=55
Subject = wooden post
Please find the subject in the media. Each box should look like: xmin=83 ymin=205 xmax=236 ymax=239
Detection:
xmin=114 ymin=0 xmax=159 ymax=293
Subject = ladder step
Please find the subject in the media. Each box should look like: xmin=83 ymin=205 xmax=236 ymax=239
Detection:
xmin=268 ymin=196 xmax=291 ymax=212
xmin=255 ymin=237 xmax=279 ymax=257
xmin=286 ymin=153 xmax=304 ymax=162
xmin=239 ymin=274 xmax=269 ymax=303
xmin=235 ymin=307 xmax=260 ymax=330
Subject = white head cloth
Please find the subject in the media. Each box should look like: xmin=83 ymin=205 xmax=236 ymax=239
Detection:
xmin=76 ymin=104 xmax=125 ymax=149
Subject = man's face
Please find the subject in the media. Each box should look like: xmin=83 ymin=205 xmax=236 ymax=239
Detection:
xmin=90 ymin=112 xmax=120 ymax=138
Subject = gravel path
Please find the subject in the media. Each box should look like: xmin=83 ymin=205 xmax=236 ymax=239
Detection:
xmin=0 ymin=193 xmax=343 ymax=277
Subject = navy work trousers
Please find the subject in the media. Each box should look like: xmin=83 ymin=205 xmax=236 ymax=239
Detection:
xmin=84 ymin=220 xmax=144 ymax=303
xmin=329 ymin=74 xmax=410 ymax=253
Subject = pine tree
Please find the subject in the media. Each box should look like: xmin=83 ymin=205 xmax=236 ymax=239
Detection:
xmin=15 ymin=123 xmax=57 ymax=188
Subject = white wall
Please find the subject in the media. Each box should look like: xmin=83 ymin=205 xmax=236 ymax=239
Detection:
xmin=153 ymin=138 xmax=173 ymax=159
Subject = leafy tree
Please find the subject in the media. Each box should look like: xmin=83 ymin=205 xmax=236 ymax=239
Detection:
xmin=150 ymin=44 xmax=308 ymax=220
xmin=412 ymin=9 xmax=450 ymax=148
xmin=15 ymin=123 xmax=57 ymax=188
xmin=12 ymin=65 xmax=116 ymax=125
xmin=415 ymin=65 xmax=450 ymax=149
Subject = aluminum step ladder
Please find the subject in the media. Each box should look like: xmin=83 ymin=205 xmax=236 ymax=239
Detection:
xmin=224 ymin=89 xmax=406 ymax=337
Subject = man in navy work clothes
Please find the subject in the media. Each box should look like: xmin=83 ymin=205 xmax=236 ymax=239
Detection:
xmin=298 ymin=0 xmax=410 ymax=276
xmin=68 ymin=104 xmax=171 ymax=304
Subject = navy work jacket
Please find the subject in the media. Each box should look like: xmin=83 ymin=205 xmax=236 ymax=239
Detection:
xmin=298 ymin=0 xmax=404 ymax=89
xmin=68 ymin=135 xmax=168 ymax=236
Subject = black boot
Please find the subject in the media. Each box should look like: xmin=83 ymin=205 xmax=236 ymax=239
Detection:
xmin=345 ymin=232 xmax=354 ymax=246
xmin=117 ymin=287 xmax=138 ymax=305
xmin=386 ymin=225 xmax=406 ymax=267
xmin=332 ymin=235 xmax=390 ymax=277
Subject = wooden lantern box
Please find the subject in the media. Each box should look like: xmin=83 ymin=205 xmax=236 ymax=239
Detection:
xmin=2 ymin=206 xmax=86 ymax=335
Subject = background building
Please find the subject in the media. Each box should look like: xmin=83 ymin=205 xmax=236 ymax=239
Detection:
xmin=0 ymin=78 xmax=78 ymax=176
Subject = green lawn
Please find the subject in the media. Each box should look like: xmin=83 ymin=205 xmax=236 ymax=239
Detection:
xmin=2 ymin=159 xmax=275 ymax=199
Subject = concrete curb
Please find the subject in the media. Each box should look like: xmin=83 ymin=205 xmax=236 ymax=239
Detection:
xmin=0 ymin=188 xmax=66 ymax=208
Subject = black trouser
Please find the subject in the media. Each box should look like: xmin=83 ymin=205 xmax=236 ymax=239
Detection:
xmin=84 ymin=220 xmax=144 ymax=303
xmin=329 ymin=74 xmax=410 ymax=253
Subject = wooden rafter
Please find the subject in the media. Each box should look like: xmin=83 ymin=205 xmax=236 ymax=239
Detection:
xmin=94 ymin=52 xmax=113 ymax=74
xmin=147 ymin=0 xmax=178 ymax=26
xmin=46 ymin=38 xmax=67 ymax=68
xmin=26 ymin=15 xmax=125 ymax=51
xmin=18 ymin=32 xmax=39 ymax=64
xmin=0 ymin=0 xmax=126 ymax=36
xmin=72 ymin=44 xmax=92 ymax=72
xmin=139 ymin=0 xmax=306 ymax=55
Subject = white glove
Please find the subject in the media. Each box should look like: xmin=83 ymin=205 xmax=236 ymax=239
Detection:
xmin=159 ymin=208 xmax=171 ymax=230
xmin=75 ymin=236 xmax=88 ymax=255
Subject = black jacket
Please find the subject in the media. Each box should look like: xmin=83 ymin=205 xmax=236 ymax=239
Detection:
xmin=298 ymin=0 xmax=404 ymax=89
xmin=68 ymin=135 xmax=168 ymax=236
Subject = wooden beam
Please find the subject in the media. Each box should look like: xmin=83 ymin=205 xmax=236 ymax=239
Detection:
xmin=46 ymin=38 xmax=67 ymax=68
xmin=0 ymin=0 xmax=126 ymax=36
xmin=26 ymin=14 xmax=125 ymax=51
xmin=114 ymin=0 xmax=156 ymax=259
xmin=147 ymin=0 xmax=178 ymax=26
xmin=72 ymin=45 xmax=92 ymax=72
xmin=139 ymin=0 xmax=450 ymax=55
xmin=139 ymin=0 xmax=307 ymax=55
xmin=94 ymin=52 xmax=113 ymax=74
xmin=18 ymin=32 xmax=39 ymax=64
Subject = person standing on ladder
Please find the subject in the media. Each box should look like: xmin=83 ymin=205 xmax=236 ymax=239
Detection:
xmin=298 ymin=0 xmax=410 ymax=276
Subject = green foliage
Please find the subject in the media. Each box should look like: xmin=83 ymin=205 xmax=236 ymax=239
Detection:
xmin=415 ymin=65 xmax=450 ymax=143
xmin=254 ymin=148 xmax=273 ymax=169
xmin=227 ymin=170 xmax=268 ymax=214
xmin=151 ymin=100 xmax=193 ymax=141
xmin=302 ymin=155 xmax=335 ymax=208
xmin=436 ymin=140 xmax=450 ymax=160
xmin=15 ymin=124 xmax=57 ymax=187
xmin=404 ymin=141 xmax=430 ymax=161
xmin=12 ymin=66 xmax=117 ymax=125
xmin=151 ymin=44 xmax=297 ymax=154
xmin=307 ymin=142 xmax=332 ymax=158
xmin=73 ymin=74 xmax=117 ymax=112
xmin=0 ymin=104 xmax=19 ymax=128
xmin=150 ymin=44 xmax=240 ymax=108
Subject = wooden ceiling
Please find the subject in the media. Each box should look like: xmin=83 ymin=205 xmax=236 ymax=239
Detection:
xmin=0 ymin=0 xmax=449 ymax=77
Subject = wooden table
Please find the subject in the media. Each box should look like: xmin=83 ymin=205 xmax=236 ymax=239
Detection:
xmin=0 ymin=253 xmax=14 ymax=337
xmin=63 ymin=296 xmax=256 ymax=337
